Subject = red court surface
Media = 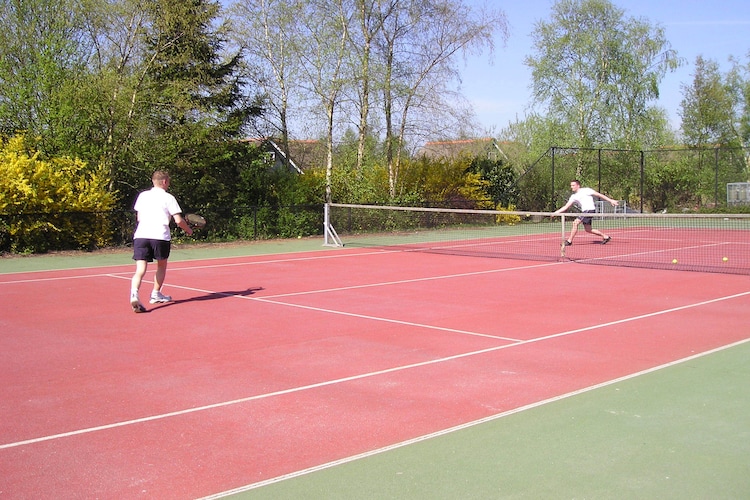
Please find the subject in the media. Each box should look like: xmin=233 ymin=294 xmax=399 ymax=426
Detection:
xmin=1 ymin=246 xmax=749 ymax=498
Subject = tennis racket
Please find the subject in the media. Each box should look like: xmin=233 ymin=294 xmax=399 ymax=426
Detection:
xmin=184 ymin=213 xmax=206 ymax=230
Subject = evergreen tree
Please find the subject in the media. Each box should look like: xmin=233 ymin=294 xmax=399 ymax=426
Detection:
xmin=130 ymin=0 xmax=261 ymax=208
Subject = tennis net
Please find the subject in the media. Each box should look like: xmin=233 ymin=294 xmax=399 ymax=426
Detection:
xmin=324 ymin=203 xmax=750 ymax=275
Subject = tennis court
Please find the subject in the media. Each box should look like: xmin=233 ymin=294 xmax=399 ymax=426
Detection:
xmin=1 ymin=220 xmax=749 ymax=498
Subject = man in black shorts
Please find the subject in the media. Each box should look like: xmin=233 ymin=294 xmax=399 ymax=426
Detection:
xmin=554 ymin=180 xmax=619 ymax=246
xmin=129 ymin=171 xmax=193 ymax=312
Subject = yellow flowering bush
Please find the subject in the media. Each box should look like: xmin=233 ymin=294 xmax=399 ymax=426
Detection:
xmin=0 ymin=135 xmax=116 ymax=253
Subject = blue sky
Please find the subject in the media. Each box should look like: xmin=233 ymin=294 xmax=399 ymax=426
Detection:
xmin=462 ymin=0 xmax=750 ymax=134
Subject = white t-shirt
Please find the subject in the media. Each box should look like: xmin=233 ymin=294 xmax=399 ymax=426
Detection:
xmin=568 ymin=187 xmax=598 ymax=212
xmin=133 ymin=187 xmax=182 ymax=241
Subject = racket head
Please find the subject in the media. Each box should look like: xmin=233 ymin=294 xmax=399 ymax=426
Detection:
xmin=185 ymin=213 xmax=206 ymax=229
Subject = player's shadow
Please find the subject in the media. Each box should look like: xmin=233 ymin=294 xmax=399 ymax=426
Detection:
xmin=151 ymin=287 xmax=264 ymax=309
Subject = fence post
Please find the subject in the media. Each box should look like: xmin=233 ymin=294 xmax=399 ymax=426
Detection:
xmin=714 ymin=147 xmax=719 ymax=207
xmin=551 ymin=147 xmax=556 ymax=210
xmin=640 ymin=150 xmax=645 ymax=213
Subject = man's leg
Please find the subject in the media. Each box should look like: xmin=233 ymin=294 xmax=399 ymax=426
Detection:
xmin=567 ymin=219 xmax=581 ymax=243
xmin=153 ymin=258 xmax=168 ymax=293
xmin=149 ymin=259 xmax=172 ymax=303
xmin=131 ymin=260 xmax=148 ymax=292
xmin=587 ymin=226 xmax=610 ymax=242
xmin=130 ymin=260 xmax=148 ymax=312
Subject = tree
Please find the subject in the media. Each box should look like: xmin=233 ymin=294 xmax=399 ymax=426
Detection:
xmin=345 ymin=0 xmax=391 ymax=171
xmin=680 ymin=56 xmax=739 ymax=147
xmin=469 ymin=157 xmax=519 ymax=206
xmin=130 ymin=0 xmax=259 ymax=208
xmin=377 ymin=0 xmax=507 ymax=198
xmin=72 ymin=0 xmax=155 ymax=192
xmin=738 ymin=54 xmax=750 ymax=149
xmin=230 ymin=0 xmax=307 ymax=159
xmin=0 ymin=0 xmax=90 ymax=151
xmin=525 ymin=0 xmax=681 ymax=155
xmin=295 ymin=0 xmax=352 ymax=203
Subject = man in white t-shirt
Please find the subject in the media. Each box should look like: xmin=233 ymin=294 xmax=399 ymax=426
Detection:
xmin=554 ymin=180 xmax=619 ymax=246
xmin=129 ymin=171 xmax=193 ymax=312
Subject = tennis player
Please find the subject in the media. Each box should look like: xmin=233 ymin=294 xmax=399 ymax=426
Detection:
xmin=554 ymin=180 xmax=619 ymax=246
xmin=129 ymin=170 xmax=193 ymax=313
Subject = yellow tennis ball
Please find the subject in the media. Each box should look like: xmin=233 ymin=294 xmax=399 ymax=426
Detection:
xmin=672 ymin=259 xmax=678 ymax=264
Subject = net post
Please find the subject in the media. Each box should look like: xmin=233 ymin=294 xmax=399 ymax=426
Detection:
xmin=559 ymin=214 xmax=567 ymax=258
xmin=323 ymin=203 xmax=343 ymax=247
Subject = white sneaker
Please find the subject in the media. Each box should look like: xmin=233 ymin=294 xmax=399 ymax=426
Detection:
xmin=130 ymin=293 xmax=146 ymax=313
xmin=150 ymin=291 xmax=172 ymax=304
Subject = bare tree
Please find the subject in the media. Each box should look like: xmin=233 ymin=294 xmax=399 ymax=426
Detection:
xmin=375 ymin=0 xmax=507 ymax=198
xmin=230 ymin=0 xmax=307 ymax=164
xmin=297 ymin=0 xmax=352 ymax=202
xmin=229 ymin=0 xmax=506 ymax=201
xmin=343 ymin=0 xmax=396 ymax=170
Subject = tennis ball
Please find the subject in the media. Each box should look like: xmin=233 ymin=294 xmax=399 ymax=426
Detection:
xmin=723 ymin=257 xmax=728 ymax=262
xmin=672 ymin=259 xmax=678 ymax=264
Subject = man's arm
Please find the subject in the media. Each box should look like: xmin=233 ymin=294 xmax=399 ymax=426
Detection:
xmin=591 ymin=191 xmax=619 ymax=206
xmin=553 ymin=199 xmax=575 ymax=214
xmin=173 ymin=214 xmax=194 ymax=236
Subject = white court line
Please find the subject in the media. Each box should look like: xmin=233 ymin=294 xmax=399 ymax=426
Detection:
xmin=0 ymin=246 xmax=345 ymax=277
xmin=0 ymin=250 xmax=360 ymax=283
xmin=106 ymin=259 xmax=565 ymax=342
xmin=106 ymin=274 xmax=524 ymax=342
xmin=0 ymin=246 xmax=477 ymax=284
xmin=199 ymin=336 xmax=750 ymax=499
xmin=251 ymin=260 xmax=562 ymax=299
xmin=2 ymin=289 xmax=749 ymax=452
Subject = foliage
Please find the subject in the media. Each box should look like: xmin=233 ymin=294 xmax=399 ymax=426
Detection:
xmin=525 ymin=0 xmax=681 ymax=151
xmin=494 ymin=204 xmax=522 ymax=224
xmin=680 ymin=56 xmax=744 ymax=148
xmin=468 ymin=157 xmax=520 ymax=206
xmin=330 ymin=162 xmax=390 ymax=204
xmin=0 ymin=135 xmax=116 ymax=252
xmin=643 ymin=156 xmax=700 ymax=212
xmin=739 ymin=57 xmax=750 ymax=148
xmin=0 ymin=0 xmax=89 ymax=146
xmin=1 ymin=0 xmax=749 ymax=254
xmin=225 ymin=147 xmax=326 ymax=239
xmin=396 ymin=156 xmax=491 ymax=208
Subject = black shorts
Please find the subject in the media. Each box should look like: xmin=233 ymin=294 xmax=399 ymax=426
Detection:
xmin=577 ymin=210 xmax=596 ymax=225
xmin=133 ymin=238 xmax=171 ymax=262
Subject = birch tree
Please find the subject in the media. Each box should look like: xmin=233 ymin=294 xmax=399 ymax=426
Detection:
xmin=377 ymin=0 xmax=506 ymax=198
xmin=230 ymin=0 xmax=307 ymax=162
xmin=526 ymin=0 xmax=680 ymax=154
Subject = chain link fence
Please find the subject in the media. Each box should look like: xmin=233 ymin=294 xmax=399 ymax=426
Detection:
xmin=0 ymin=204 xmax=324 ymax=254
xmin=515 ymin=146 xmax=750 ymax=212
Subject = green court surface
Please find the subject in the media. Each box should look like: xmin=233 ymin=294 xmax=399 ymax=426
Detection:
xmin=0 ymin=238 xmax=328 ymax=274
xmin=230 ymin=340 xmax=750 ymax=499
